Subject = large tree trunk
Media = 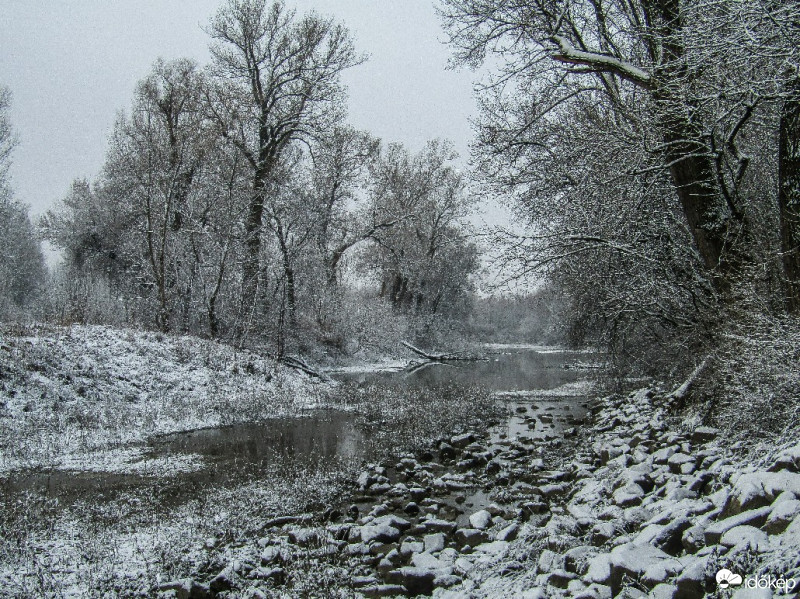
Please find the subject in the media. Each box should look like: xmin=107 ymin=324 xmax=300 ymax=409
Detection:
xmin=779 ymin=80 xmax=800 ymax=312
xmin=647 ymin=0 xmax=740 ymax=290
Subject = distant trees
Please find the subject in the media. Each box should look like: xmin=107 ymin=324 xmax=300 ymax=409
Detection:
xmin=367 ymin=140 xmax=478 ymax=315
xmin=40 ymin=0 xmax=479 ymax=351
xmin=0 ymin=86 xmax=46 ymax=318
xmin=439 ymin=0 xmax=800 ymax=371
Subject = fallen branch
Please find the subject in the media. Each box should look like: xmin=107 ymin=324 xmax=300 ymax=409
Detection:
xmin=666 ymin=356 xmax=712 ymax=406
xmin=281 ymin=355 xmax=331 ymax=381
xmin=400 ymin=341 xmax=486 ymax=362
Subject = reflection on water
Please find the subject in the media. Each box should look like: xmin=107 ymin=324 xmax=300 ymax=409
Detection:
xmin=334 ymin=348 xmax=587 ymax=392
xmin=152 ymin=410 xmax=364 ymax=465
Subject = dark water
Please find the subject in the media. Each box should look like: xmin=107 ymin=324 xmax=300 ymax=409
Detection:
xmin=334 ymin=347 xmax=589 ymax=391
xmin=2 ymin=347 xmax=591 ymax=504
xmin=151 ymin=409 xmax=364 ymax=464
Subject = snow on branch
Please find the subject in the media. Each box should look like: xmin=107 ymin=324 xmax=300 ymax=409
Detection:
xmin=550 ymin=35 xmax=652 ymax=89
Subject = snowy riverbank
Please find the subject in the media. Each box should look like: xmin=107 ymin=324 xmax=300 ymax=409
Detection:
xmin=0 ymin=324 xmax=331 ymax=474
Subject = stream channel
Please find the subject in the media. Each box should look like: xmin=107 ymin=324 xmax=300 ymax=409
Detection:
xmin=3 ymin=346 xmax=595 ymax=512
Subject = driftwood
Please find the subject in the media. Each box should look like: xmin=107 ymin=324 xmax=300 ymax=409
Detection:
xmin=400 ymin=341 xmax=486 ymax=362
xmin=666 ymin=356 xmax=711 ymax=406
xmin=281 ymin=355 xmax=331 ymax=381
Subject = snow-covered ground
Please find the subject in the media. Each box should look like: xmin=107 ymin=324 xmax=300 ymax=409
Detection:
xmin=0 ymin=324 xmax=331 ymax=474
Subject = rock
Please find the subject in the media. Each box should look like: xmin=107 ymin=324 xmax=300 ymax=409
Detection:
xmin=763 ymin=498 xmax=800 ymax=534
xmin=433 ymin=574 xmax=462 ymax=588
xmin=386 ymin=567 xmax=436 ymax=595
xmin=769 ymin=443 xmax=800 ymax=473
xmin=361 ymin=524 xmax=401 ymax=544
xmin=731 ymin=588 xmax=773 ymax=599
xmin=649 ymin=583 xmax=679 ymax=599
xmin=591 ymin=522 xmax=616 ymax=546
xmin=538 ymin=549 xmax=564 ymax=574
xmin=260 ymin=546 xmax=286 ymax=565
xmin=667 ymin=453 xmax=695 ymax=474
xmin=564 ymin=546 xmax=597 ymax=576
xmin=404 ymin=502 xmax=421 ymax=516
xmin=719 ymin=525 xmax=769 ymax=552
xmin=451 ymin=432 xmax=475 ymax=448
xmin=424 ymin=533 xmax=446 ymax=553
xmin=473 ymin=540 xmax=509 ymax=556
xmin=422 ymin=518 xmax=458 ymax=534
xmin=352 ymin=576 xmax=379 ymax=588
xmin=584 ymin=554 xmax=613 ymax=586
xmin=469 ymin=510 xmax=492 ymax=530
xmin=703 ymin=506 xmax=773 ymax=545
xmin=674 ymin=557 xmax=709 ymax=599
xmin=357 ymin=471 xmax=375 ymax=489
xmin=400 ymin=539 xmax=425 ymax=557
xmin=613 ymin=483 xmax=645 ymax=507
xmin=208 ymin=568 xmax=234 ymax=593
xmin=360 ymin=584 xmax=408 ymax=597
xmin=439 ymin=443 xmax=456 ymax=461
xmin=681 ymin=525 xmax=706 ymax=554
xmin=497 ymin=522 xmax=520 ymax=542
xmin=691 ymin=427 xmax=719 ymax=444
xmin=547 ymin=569 xmax=578 ymax=588
xmin=653 ymin=447 xmax=676 ymax=465
xmin=455 ymin=528 xmax=490 ymax=548
xmin=653 ymin=517 xmax=692 ymax=556
xmin=411 ymin=551 xmax=447 ymax=571
xmin=607 ymin=543 xmax=678 ymax=593
xmin=728 ymin=471 xmax=800 ymax=513
xmin=288 ymin=527 xmax=321 ymax=547
xmin=641 ymin=557 xmax=684 ymax=587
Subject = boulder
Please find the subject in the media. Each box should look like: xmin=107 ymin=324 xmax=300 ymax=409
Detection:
xmin=454 ymin=528 xmax=489 ymax=548
xmin=727 ymin=471 xmax=800 ymax=513
xmin=719 ymin=525 xmax=769 ymax=552
xmin=385 ymin=567 xmax=436 ymax=595
xmin=469 ymin=509 xmax=492 ymax=530
xmin=768 ymin=443 xmax=800 ymax=473
xmin=691 ymin=427 xmax=719 ymax=444
xmin=613 ymin=483 xmax=645 ymax=507
xmin=681 ymin=525 xmax=706 ymax=554
xmin=497 ymin=522 xmax=520 ymax=542
xmin=424 ymin=533 xmax=447 ymax=553
xmin=703 ymin=506 xmax=772 ymax=545
xmin=667 ymin=453 xmax=695 ymax=474
xmin=360 ymin=584 xmax=408 ymax=597
xmin=674 ymin=557 xmax=709 ymax=599
xmin=649 ymin=583 xmax=679 ymax=599
xmin=361 ymin=524 xmax=401 ymax=544
xmin=763 ymin=498 xmax=800 ymax=534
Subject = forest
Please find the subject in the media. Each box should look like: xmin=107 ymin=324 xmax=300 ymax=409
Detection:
xmin=0 ymin=0 xmax=799 ymax=597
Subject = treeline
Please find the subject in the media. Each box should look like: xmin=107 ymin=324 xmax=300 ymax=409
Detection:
xmin=24 ymin=0 xmax=479 ymax=355
xmin=440 ymin=0 xmax=800 ymax=380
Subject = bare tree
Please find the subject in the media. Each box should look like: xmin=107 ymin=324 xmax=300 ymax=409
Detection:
xmin=438 ymin=0 xmax=775 ymax=290
xmin=103 ymin=59 xmax=208 ymax=332
xmin=206 ymin=0 xmax=363 ymax=317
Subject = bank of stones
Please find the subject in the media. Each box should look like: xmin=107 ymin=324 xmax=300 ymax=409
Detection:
xmin=158 ymin=389 xmax=800 ymax=598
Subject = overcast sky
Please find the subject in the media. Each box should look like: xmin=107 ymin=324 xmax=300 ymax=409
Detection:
xmin=0 ymin=0 xmax=480 ymax=219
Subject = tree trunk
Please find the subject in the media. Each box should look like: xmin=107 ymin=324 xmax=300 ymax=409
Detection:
xmin=242 ymin=179 xmax=265 ymax=315
xmin=647 ymin=0 xmax=740 ymax=292
xmin=779 ymin=80 xmax=800 ymax=312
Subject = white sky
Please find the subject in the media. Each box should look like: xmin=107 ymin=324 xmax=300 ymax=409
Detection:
xmin=0 ymin=0 xmax=482 ymax=218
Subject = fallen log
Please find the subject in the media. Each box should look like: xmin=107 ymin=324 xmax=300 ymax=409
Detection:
xmin=400 ymin=341 xmax=486 ymax=362
xmin=281 ymin=355 xmax=331 ymax=381
xmin=666 ymin=356 xmax=711 ymax=407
